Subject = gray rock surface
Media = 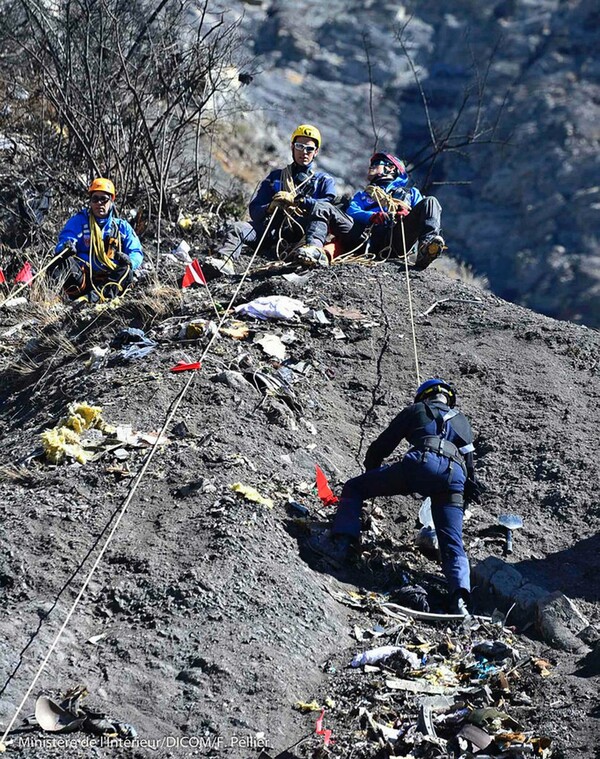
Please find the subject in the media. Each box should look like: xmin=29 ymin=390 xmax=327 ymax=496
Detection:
xmin=471 ymin=557 xmax=594 ymax=651
xmin=223 ymin=0 xmax=600 ymax=325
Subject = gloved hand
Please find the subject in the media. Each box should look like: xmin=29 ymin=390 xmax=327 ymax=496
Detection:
xmin=268 ymin=190 xmax=296 ymax=215
xmin=272 ymin=190 xmax=295 ymax=207
xmin=370 ymin=211 xmax=388 ymax=225
xmin=464 ymin=477 xmax=485 ymax=505
xmin=396 ymin=198 xmax=412 ymax=217
xmin=57 ymin=240 xmax=77 ymax=259
xmin=113 ymin=249 xmax=131 ymax=266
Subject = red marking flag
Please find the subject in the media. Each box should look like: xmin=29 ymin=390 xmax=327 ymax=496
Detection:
xmin=315 ymin=709 xmax=333 ymax=747
xmin=14 ymin=262 xmax=33 ymax=285
xmin=315 ymin=464 xmax=339 ymax=507
xmin=170 ymin=361 xmax=202 ymax=373
xmin=181 ymin=259 xmax=206 ymax=288
xmin=0 ymin=268 xmax=5 ymax=284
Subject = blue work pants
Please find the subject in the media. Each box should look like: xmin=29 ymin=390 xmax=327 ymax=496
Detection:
xmin=218 ymin=211 xmax=330 ymax=260
xmin=332 ymin=451 xmax=470 ymax=595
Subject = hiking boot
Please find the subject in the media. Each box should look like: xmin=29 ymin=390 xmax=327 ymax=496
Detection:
xmin=306 ymin=531 xmax=354 ymax=566
xmin=450 ymin=590 xmax=471 ymax=617
xmin=414 ymin=234 xmax=445 ymax=270
xmin=295 ymin=245 xmax=330 ymax=268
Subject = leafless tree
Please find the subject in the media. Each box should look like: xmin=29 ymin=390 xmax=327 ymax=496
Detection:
xmin=394 ymin=19 xmax=511 ymax=193
xmin=0 ymin=0 xmax=244 ymax=219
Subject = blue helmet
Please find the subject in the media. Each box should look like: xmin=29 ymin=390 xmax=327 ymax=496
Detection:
xmin=414 ymin=378 xmax=456 ymax=407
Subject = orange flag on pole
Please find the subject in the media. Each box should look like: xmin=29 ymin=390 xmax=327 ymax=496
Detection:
xmin=315 ymin=464 xmax=339 ymax=507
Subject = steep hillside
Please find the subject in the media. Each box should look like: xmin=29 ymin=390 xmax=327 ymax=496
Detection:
xmin=0 ymin=255 xmax=598 ymax=757
xmin=222 ymin=0 xmax=600 ymax=326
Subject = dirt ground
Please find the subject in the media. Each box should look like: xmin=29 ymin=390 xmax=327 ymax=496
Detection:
xmin=0 ymin=252 xmax=598 ymax=758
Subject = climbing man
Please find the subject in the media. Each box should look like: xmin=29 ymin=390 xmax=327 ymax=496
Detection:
xmin=52 ymin=178 xmax=143 ymax=301
xmin=308 ymin=379 xmax=483 ymax=615
xmin=215 ymin=124 xmax=343 ymax=270
xmin=346 ymin=153 xmax=445 ymax=269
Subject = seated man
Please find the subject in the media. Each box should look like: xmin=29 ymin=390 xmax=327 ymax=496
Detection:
xmin=299 ymin=153 xmax=446 ymax=269
xmin=216 ymin=124 xmax=339 ymax=270
xmin=53 ymin=178 xmax=143 ymax=301
xmin=347 ymin=153 xmax=445 ymax=269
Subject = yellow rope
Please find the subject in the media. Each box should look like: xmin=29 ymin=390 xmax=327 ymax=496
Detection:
xmin=84 ymin=212 xmax=131 ymax=302
xmin=365 ymin=184 xmax=412 ymax=216
xmin=268 ymin=173 xmax=314 ymax=260
xmin=361 ymin=185 xmax=421 ymax=384
xmin=89 ymin=212 xmax=117 ymax=270
xmin=399 ymin=215 xmax=421 ymax=385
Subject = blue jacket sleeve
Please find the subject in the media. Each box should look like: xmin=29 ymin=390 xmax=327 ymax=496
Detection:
xmin=249 ymin=171 xmax=281 ymax=225
xmin=117 ymin=220 xmax=143 ymax=269
xmin=364 ymin=406 xmax=413 ymax=470
xmin=410 ymin=187 xmax=423 ymax=206
xmin=56 ymin=211 xmax=86 ymax=254
xmin=347 ymin=191 xmax=377 ymax=225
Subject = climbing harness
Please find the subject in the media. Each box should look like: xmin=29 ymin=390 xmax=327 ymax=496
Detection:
xmin=414 ymin=405 xmax=474 ymax=481
xmin=77 ymin=212 xmax=131 ymax=302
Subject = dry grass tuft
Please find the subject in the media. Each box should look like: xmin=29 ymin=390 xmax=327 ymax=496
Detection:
xmin=118 ymin=275 xmax=184 ymax=328
xmin=0 ymin=464 xmax=41 ymax=485
xmin=8 ymin=325 xmax=78 ymax=380
xmin=436 ymin=256 xmax=490 ymax=290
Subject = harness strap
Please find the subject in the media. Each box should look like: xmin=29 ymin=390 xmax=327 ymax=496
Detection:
xmin=420 ymin=435 xmax=464 ymax=465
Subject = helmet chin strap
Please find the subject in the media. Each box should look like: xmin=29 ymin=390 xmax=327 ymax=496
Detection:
xmin=373 ymin=174 xmax=395 ymax=185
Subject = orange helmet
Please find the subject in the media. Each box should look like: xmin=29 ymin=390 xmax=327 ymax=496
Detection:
xmin=88 ymin=178 xmax=116 ymax=199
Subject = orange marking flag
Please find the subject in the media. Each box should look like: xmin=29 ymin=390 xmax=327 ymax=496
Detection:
xmin=315 ymin=464 xmax=339 ymax=507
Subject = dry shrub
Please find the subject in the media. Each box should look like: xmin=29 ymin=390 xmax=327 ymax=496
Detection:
xmin=438 ymin=257 xmax=489 ymax=290
xmin=0 ymin=464 xmax=41 ymax=486
xmin=9 ymin=324 xmax=78 ymax=381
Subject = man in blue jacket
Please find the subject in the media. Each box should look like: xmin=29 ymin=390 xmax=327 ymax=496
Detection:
xmin=53 ymin=178 xmax=143 ymax=301
xmin=216 ymin=124 xmax=340 ymax=270
xmin=308 ymin=379 xmax=483 ymax=615
xmin=297 ymin=153 xmax=446 ymax=268
xmin=346 ymin=153 xmax=445 ymax=269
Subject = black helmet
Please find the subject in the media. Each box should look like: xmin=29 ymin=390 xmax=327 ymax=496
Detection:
xmin=414 ymin=378 xmax=456 ymax=407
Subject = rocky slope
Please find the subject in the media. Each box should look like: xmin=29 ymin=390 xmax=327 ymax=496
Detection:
xmin=0 ymin=252 xmax=598 ymax=757
xmin=221 ymin=0 xmax=600 ymax=326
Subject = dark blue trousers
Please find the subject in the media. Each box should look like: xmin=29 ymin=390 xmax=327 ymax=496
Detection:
xmin=218 ymin=213 xmax=330 ymax=260
xmin=332 ymin=451 xmax=470 ymax=595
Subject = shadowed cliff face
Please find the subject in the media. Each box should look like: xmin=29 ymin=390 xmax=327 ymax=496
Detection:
xmin=228 ymin=0 xmax=600 ymax=325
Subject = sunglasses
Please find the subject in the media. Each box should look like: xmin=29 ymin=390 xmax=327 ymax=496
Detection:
xmin=90 ymin=195 xmax=111 ymax=203
xmin=293 ymin=143 xmax=316 ymax=153
xmin=370 ymin=161 xmax=395 ymax=169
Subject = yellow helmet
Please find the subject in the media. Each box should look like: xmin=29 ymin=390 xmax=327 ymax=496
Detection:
xmin=291 ymin=124 xmax=321 ymax=148
xmin=88 ymin=178 xmax=116 ymax=199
